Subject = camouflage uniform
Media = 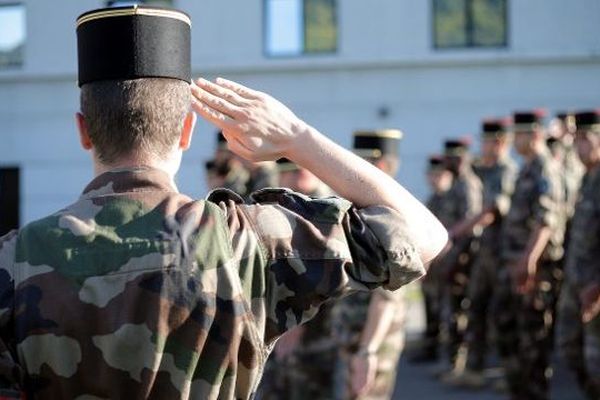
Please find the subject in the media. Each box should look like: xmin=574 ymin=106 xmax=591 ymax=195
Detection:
xmin=464 ymin=156 xmax=517 ymax=371
xmin=437 ymin=168 xmax=482 ymax=365
xmin=0 ymin=167 xmax=425 ymax=399
xmin=496 ymin=151 xmax=565 ymax=400
xmin=221 ymin=162 xmax=251 ymax=197
xmin=257 ymin=185 xmax=338 ymax=400
xmin=419 ymin=190 xmax=453 ymax=359
xmin=245 ymin=163 xmax=279 ymax=197
xmin=331 ymin=287 xmax=406 ymax=400
xmin=562 ymin=144 xmax=585 ymax=220
xmin=557 ymin=165 xmax=600 ymax=399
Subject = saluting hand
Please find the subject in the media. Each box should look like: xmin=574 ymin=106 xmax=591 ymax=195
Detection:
xmin=191 ymin=77 xmax=305 ymax=162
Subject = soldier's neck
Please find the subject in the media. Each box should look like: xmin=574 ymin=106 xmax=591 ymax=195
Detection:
xmin=92 ymin=152 xmax=182 ymax=189
xmin=480 ymin=154 xmax=499 ymax=166
xmin=586 ymin=159 xmax=600 ymax=173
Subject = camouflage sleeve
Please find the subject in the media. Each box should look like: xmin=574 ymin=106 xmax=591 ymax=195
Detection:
xmin=456 ymin=179 xmax=482 ymax=220
xmin=0 ymin=231 xmax=25 ymax=395
xmin=532 ymin=165 xmax=563 ymax=229
xmin=581 ymin=179 xmax=600 ymax=286
xmin=211 ymin=188 xmax=424 ymax=342
xmin=494 ymin=165 xmax=516 ymax=216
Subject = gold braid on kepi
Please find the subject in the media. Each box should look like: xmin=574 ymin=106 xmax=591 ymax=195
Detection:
xmin=575 ymin=110 xmax=600 ymax=134
xmin=512 ymin=109 xmax=547 ymax=133
xmin=352 ymin=129 xmax=403 ymax=158
xmin=481 ymin=118 xmax=512 ymax=139
xmin=76 ymin=5 xmax=191 ymax=86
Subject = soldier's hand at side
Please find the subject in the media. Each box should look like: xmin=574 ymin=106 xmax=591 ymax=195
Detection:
xmin=510 ymin=257 xmax=536 ymax=295
xmin=274 ymin=326 xmax=304 ymax=361
xmin=581 ymin=283 xmax=600 ymax=323
xmin=191 ymin=77 xmax=306 ymax=162
xmin=350 ymin=352 xmax=377 ymax=398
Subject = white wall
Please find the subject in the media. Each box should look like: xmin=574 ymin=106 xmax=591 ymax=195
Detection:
xmin=1 ymin=0 xmax=600 ymax=224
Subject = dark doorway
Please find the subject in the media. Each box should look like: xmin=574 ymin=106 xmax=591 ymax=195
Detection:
xmin=0 ymin=167 xmax=20 ymax=236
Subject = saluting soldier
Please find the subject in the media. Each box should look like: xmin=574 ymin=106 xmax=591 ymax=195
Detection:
xmin=496 ymin=110 xmax=566 ymax=400
xmin=557 ymin=110 xmax=600 ymax=400
xmin=331 ymin=130 xmax=409 ymax=400
xmin=0 ymin=5 xmax=447 ymax=398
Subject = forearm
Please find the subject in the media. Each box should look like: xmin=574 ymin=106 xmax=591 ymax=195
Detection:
xmin=357 ymin=293 xmax=397 ymax=353
xmin=524 ymin=225 xmax=552 ymax=265
xmin=449 ymin=207 xmax=495 ymax=239
xmin=288 ymin=126 xmax=447 ymax=263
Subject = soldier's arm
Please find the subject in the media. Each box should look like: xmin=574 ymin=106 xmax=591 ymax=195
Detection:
xmin=495 ymin=163 xmax=517 ymax=217
xmin=512 ymin=165 xmax=562 ymax=293
xmin=191 ymin=77 xmax=447 ymax=265
xmin=526 ymin=166 xmax=562 ymax=263
xmin=214 ymin=189 xmax=425 ymax=341
xmin=356 ymin=290 xmax=399 ymax=355
xmin=448 ymin=180 xmax=483 ymax=239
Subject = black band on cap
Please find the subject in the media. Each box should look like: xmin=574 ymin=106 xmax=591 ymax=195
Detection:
xmin=353 ymin=130 xmax=402 ymax=158
xmin=77 ymin=6 xmax=191 ymax=86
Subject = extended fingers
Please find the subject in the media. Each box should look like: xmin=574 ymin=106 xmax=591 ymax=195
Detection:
xmin=191 ymin=97 xmax=234 ymax=128
xmin=195 ymin=78 xmax=248 ymax=106
xmin=192 ymin=82 xmax=243 ymax=119
xmin=215 ymin=77 xmax=262 ymax=100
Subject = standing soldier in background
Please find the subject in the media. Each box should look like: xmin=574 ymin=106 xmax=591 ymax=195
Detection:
xmin=212 ymin=131 xmax=250 ymax=195
xmin=275 ymin=158 xmax=332 ymax=198
xmin=203 ymin=159 xmax=221 ymax=191
xmin=410 ymin=155 xmax=455 ymax=364
xmin=212 ymin=131 xmax=279 ymax=197
xmin=331 ymin=130 xmax=408 ymax=400
xmin=548 ymin=112 xmax=584 ymax=221
xmin=496 ymin=110 xmax=565 ymax=400
xmin=557 ymin=110 xmax=600 ymax=400
xmin=446 ymin=119 xmax=517 ymax=388
xmin=437 ymin=139 xmax=482 ymax=379
xmin=257 ymin=158 xmax=335 ymax=400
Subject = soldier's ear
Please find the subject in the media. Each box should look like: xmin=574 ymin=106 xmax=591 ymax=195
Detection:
xmin=179 ymin=111 xmax=197 ymax=151
xmin=75 ymin=112 xmax=93 ymax=150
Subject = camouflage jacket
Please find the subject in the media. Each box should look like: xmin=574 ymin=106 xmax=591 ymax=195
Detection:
xmin=563 ymin=144 xmax=585 ymax=219
xmin=426 ymin=191 xmax=453 ymax=229
xmin=565 ymin=165 xmax=600 ymax=288
xmin=502 ymin=151 xmax=565 ymax=263
xmin=0 ymin=167 xmax=424 ymax=399
xmin=441 ymin=168 xmax=482 ymax=230
xmin=472 ymin=157 xmax=517 ymax=248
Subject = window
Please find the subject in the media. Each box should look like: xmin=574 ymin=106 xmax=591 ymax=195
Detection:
xmin=106 ymin=0 xmax=173 ymax=7
xmin=433 ymin=0 xmax=507 ymax=48
xmin=0 ymin=167 xmax=20 ymax=235
xmin=265 ymin=0 xmax=337 ymax=57
xmin=0 ymin=3 xmax=25 ymax=68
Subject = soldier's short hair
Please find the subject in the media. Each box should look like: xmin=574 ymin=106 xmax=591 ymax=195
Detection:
xmin=80 ymin=78 xmax=190 ymax=164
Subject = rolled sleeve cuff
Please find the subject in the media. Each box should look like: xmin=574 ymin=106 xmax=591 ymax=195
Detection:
xmin=358 ymin=206 xmax=426 ymax=290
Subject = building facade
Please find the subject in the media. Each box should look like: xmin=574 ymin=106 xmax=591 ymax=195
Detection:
xmin=1 ymin=0 xmax=599 ymax=227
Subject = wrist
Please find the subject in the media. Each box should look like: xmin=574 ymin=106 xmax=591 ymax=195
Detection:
xmin=355 ymin=346 xmax=377 ymax=357
xmin=283 ymin=122 xmax=317 ymax=161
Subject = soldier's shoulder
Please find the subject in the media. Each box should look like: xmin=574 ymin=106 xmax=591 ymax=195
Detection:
xmin=249 ymin=188 xmax=352 ymax=225
xmin=0 ymin=229 xmax=18 ymax=261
